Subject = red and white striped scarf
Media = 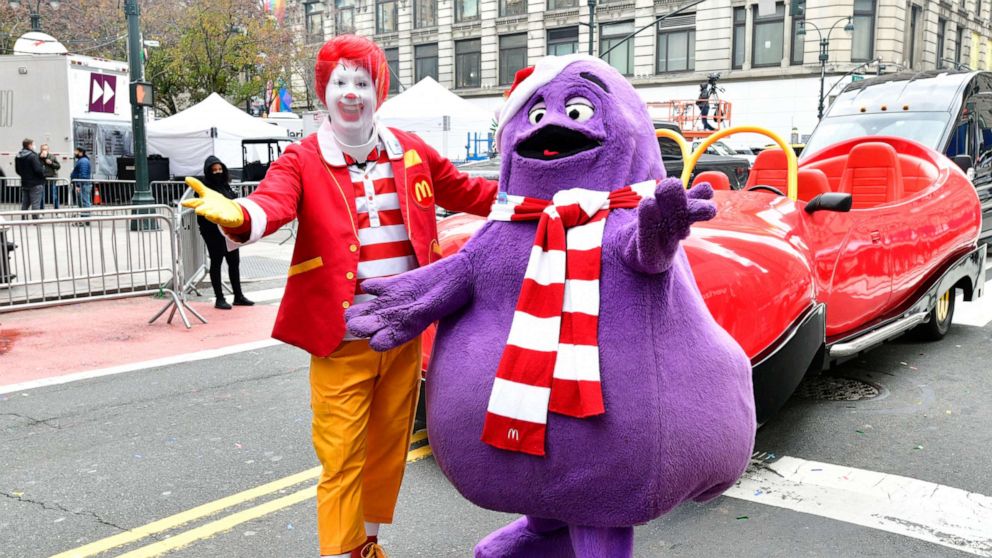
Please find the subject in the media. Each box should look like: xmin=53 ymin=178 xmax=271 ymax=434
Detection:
xmin=482 ymin=181 xmax=659 ymax=456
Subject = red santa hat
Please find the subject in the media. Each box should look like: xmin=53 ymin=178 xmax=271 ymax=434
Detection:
xmin=494 ymin=54 xmax=602 ymax=151
xmin=314 ymin=35 xmax=390 ymax=109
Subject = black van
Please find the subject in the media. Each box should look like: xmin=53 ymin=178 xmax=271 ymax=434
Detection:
xmin=803 ymin=70 xmax=992 ymax=245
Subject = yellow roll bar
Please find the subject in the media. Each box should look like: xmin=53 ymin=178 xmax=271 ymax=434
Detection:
xmin=680 ymin=126 xmax=799 ymax=201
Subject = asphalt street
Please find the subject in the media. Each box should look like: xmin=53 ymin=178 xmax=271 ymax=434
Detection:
xmin=2 ymin=292 xmax=992 ymax=557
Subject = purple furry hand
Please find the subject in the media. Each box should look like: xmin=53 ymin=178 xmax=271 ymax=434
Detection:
xmin=620 ymin=178 xmax=716 ymax=274
xmin=344 ymin=253 xmax=474 ymax=351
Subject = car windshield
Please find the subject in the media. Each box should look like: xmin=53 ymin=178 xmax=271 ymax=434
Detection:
xmin=801 ymin=111 xmax=951 ymax=159
xmin=693 ymin=141 xmax=737 ymax=157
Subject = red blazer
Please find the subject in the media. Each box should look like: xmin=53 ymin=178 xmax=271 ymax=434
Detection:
xmin=231 ymin=126 xmax=497 ymax=357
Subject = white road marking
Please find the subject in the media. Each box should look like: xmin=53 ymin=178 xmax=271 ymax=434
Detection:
xmin=211 ymin=287 xmax=285 ymax=305
xmin=0 ymin=339 xmax=284 ymax=396
xmin=727 ymin=455 xmax=992 ymax=557
xmin=953 ymin=279 xmax=992 ymax=327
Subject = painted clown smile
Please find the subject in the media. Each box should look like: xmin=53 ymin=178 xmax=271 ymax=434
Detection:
xmin=337 ymin=101 xmax=364 ymax=121
xmin=516 ymin=125 xmax=601 ymax=161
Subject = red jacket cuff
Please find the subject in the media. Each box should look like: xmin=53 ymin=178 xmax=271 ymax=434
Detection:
xmin=221 ymin=207 xmax=251 ymax=242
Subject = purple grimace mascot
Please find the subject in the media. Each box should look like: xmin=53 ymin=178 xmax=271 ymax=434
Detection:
xmin=346 ymin=54 xmax=756 ymax=557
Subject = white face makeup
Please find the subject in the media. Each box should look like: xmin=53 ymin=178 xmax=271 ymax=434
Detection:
xmin=325 ymin=61 xmax=377 ymax=147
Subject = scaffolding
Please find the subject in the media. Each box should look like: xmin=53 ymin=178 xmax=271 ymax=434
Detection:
xmin=647 ymin=99 xmax=734 ymax=140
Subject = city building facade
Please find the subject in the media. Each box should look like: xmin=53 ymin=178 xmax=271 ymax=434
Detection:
xmin=291 ymin=0 xmax=992 ymax=142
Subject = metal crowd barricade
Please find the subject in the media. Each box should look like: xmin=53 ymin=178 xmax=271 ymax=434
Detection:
xmin=0 ymin=177 xmax=70 ymax=211
xmin=0 ymin=204 xmax=205 ymax=329
xmin=1 ymin=177 xmax=21 ymax=211
xmin=68 ymin=179 xmax=137 ymax=207
xmin=176 ymin=186 xmax=209 ymax=296
xmin=151 ymin=180 xmax=190 ymax=206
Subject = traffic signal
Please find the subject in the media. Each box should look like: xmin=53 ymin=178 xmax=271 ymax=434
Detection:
xmin=790 ymin=0 xmax=805 ymax=17
xmin=131 ymin=81 xmax=154 ymax=107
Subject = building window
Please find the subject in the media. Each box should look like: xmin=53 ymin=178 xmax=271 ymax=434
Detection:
xmin=336 ymin=0 xmax=355 ymax=34
xmin=376 ymin=0 xmax=397 ymax=33
xmin=790 ymin=15 xmax=803 ymax=65
xmin=415 ymin=43 xmax=439 ymax=82
xmin=385 ymin=48 xmax=400 ymax=93
xmin=304 ymin=1 xmax=324 ymax=45
xmin=656 ymin=13 xmax=695 ymax=73
xmin=548 ymin=0 xmax=577 ymax=9
xmin=414 ymin=0 xmax=437 ymax=28
xmin=732 ymin=7 xmax=746 ymax=69
xmin=936 ymin=18 xmax=947 ymax=69
xmin=547 ymin=27 xmax=579 ymax=55
xmin=851 ymin=0 xmax=875 ymax=61
xmin=600 ymin=20 xmax=634 ymax=76
xmin=455 ymin=0 xmax=479 ymax=22
xmin=909 ymin=4 xmax=922 ymax=68
xmin=500 ymin=0 xmax=526 ymax=17
xmin=455 ymin=38 xmax=482 ymax=88
xmin=751 ymin=3 xmax=784 ymax=68
xmin=499 ymin=34 xmax=528 ymax=85
xmin=978 ymin=0 xmax=984 ymax=20
xmin=955 ymin=26 xmax=964 ymax=67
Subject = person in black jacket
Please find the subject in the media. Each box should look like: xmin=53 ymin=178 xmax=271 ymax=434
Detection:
xmin=14 ymin=139 xmax=45 ymax=217
xmin=39 ymin=144 xmax=61 ymax=209
xmin=197 ymin=156 xmax=254 ymax=309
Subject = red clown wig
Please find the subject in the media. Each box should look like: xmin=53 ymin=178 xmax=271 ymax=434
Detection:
xmin=315 ymin=35 xmax=390 ymax=109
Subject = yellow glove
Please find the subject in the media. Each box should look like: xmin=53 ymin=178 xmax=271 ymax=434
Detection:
xmin=181 ymin=177 xmax=245 ymax=228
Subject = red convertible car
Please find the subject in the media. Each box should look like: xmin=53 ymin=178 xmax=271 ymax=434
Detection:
xmin=419 ymin=131 xmax=985 ymax=424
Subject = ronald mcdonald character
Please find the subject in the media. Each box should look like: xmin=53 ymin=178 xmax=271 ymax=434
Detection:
xmin=346 ymin=54 xmax=756 ymax=557
xmin=184 ymin=35 xmax=497 ymax=558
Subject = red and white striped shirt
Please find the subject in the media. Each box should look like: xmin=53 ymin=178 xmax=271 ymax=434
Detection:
xmin=344 ymin=145 xmax=418 ymax=341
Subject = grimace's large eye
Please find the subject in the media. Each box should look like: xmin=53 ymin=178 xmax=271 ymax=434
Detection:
xmin=565 ymin=97 xmax=594 ymax=122
xmin=528 ymin=102 xmax=547 ymax=125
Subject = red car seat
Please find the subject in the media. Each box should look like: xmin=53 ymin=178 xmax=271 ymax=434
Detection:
xmin=796 ymin=168 xmax=830 ymax=201
xmin=838 ymin=142 xmax=904 ymax=209
xmin=899 ymin=155 xmax=939 ymax=196
xmin=745 ymin=148 xmax=788 ymax=190
xmin=691 ymin=170 xmax=732 ymax=191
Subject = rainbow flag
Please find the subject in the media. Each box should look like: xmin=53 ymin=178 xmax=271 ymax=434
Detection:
xmin=269 ymin=86 xmax=292 ymax=113
xmin=262 ymin=0 xmax=286 ymax=21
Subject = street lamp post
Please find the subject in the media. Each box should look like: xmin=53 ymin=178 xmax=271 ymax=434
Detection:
xmin=124 ymin=0 xmax=153 ymax=211
xmin=797 ymin=16 xmax=855 ymax=120
xmin=7 ymin=0 xmax=61 ymax=32
xmin=586 ymin=0 xmax=596 ymax=56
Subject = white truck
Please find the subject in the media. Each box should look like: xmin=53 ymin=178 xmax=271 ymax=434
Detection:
xmin=261 ymin=111 xmax=304 ymax=141
xmin=0 ymin=53 xmax=132 ymax=180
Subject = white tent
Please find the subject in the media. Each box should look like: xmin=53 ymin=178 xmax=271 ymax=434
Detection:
xmin=147 ymin=93 xmax=289 ymax=177
xmin=377 ymin=77 xmax=494 ymax=162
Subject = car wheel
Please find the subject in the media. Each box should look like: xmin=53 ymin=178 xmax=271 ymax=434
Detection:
xmin=914 ymin=289 xmax=956 ymax=341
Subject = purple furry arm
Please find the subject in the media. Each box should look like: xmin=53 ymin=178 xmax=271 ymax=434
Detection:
xmin=344 ymin=252 xmax=475 ymax=352
xmin=618 ymin=179 xmax=716 ymax=275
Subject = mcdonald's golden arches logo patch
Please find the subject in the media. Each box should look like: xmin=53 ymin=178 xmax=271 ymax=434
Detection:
xmin=412 ymin=175 xmax=434 ymax=207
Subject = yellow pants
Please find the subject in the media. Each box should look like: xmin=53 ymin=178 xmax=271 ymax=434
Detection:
xmin=310 ymin=338 xmax=422 ymax=555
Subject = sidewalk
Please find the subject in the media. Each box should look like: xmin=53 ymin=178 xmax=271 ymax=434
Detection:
xmin=0 ymin=294 xmax=281 ymax=389
xmin=0 ymin=223 xmax=296 ymax=391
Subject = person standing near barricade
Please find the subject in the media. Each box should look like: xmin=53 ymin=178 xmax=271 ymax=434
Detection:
xmin=38 ymin=144 xmax=61 ymax=209
xmin=183 ymin=34 xmax=497 ymax=558
xmin=15 ymin=139 xmax=45 ymax=217
xmin=70 ymin=147 xmax=92 ymax=224
xmin=196 ymin=156 xmax=254 ymax=310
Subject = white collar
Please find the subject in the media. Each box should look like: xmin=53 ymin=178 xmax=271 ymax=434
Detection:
xmin=317 ymin=118 xmax=403 ymax=167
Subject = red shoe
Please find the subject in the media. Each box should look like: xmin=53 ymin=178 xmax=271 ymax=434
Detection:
xmin=350 ymin=536 xmax=387 ymax=558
